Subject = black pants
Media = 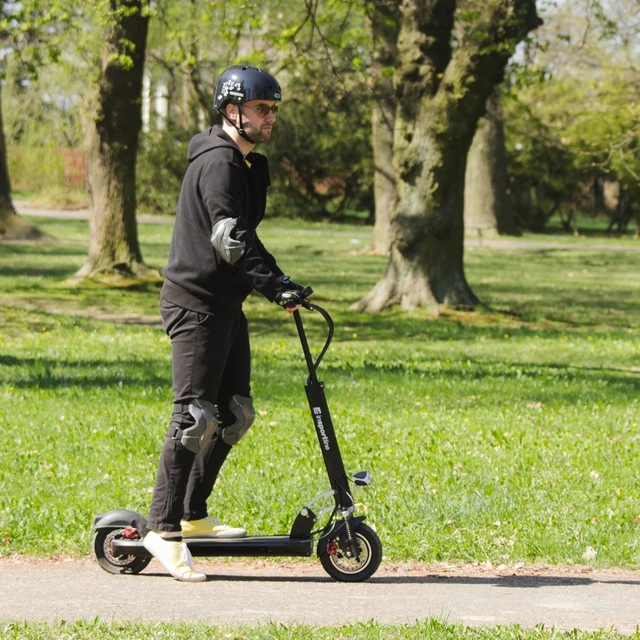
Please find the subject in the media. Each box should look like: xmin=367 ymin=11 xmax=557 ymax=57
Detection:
xmin=147 ymin=299 xmax=251 ymax=533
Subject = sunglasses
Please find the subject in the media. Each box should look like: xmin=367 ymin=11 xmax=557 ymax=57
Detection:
xmin=242 ymin=103 xmax=279 ymax=118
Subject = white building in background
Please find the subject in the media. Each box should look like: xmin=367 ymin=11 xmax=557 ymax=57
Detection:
xmin=141 ymin=72 xmax=168 ymax=131
xmin=154 ymin=81 xmax=168 ymax=129
xmin=141 ymin=70 xmax=209 ymax=132
xmin=142 ymin=73 xmax=151 ymax=132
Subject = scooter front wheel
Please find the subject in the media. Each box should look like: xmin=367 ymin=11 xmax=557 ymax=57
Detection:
xmin=317 ymin=522 xmax=381 ymax=582
xmin=93 ymin=527 xmax=151 ymax=575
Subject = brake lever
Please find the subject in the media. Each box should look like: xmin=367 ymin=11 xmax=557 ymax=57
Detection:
xmin=300 ymin=286 xmax=314 ymax=309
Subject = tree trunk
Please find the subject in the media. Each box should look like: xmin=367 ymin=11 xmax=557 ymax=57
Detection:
xmin=464 ymin=91 xmax=520 ymax=237
xmin=367 ymin=0 xmax=401 ymax=255
xmin=75 ymin=0 xmax=157 ymax=284
xmin=0 ymin=86 xmax=42 ymax=241
xmin=354 ymin=0 xmax=540 ymax=312
xmin=0 ymin=197 xmax=43 ymax=241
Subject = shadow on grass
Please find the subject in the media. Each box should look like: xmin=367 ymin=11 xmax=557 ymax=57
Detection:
xmin=322 ymin=358 xmax=639 ymax=378
xmin=0 ymin=354 xmax=169 ymax=390
xmin=0 ymin=266 xmax=79 ymax=279
xmin=2 ymin=235 xmax=638 ymax=349
xmin=2 ymin=349 xmax=637 ymax=410
xmin=255 ymin=358 xmax=640 ymax=405
xmin=0 ymin=243 xmax=86 ymax=257
xmin=479 ymin=284 xmax=639 ymax=315
xmin=540 ymin=220 xmax=638 ymax=240
xmin=247 ymin=309 xmax=635 ymax=344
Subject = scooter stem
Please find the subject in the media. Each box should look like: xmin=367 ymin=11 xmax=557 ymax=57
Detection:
xmin=293 ymin=309 xmax=317 ymax=382
xmin=293 ymin=304 xmax=354 ymax=512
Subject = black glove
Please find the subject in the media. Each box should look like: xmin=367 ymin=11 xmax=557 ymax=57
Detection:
xmin=275 ymin=289 xmax=306 ymax=309
xmin=279 ymin=275 xmax=305 ymax=293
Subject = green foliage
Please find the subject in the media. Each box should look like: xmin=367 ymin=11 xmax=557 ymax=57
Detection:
xmin=503 ymin=85 xmax=583 ymax=231
xmin=1 ymin=216 xmax=639 ymax=568
xmin=0 ymin=1 xmax=73 ymax=80
xmin=136 ymin=124 xmax=191 ymax=214
xmin=2 ymin=46 xmax=84 ymax=147
xmin=4 ymin=0 xmax=638 ymax=235
xmin=3 ymin=55 xmax=85 ymax=204
xmin=7 ymin=147 xmax=85 ymax=203
xmin=138 ymin=0 xmax=375 ymax=220
xmin=503 ymin=0 xmax=640 ymax=233
xmin=82 ymin=0 xmax=152 ymax=71
xmin=266 ymin=71 xmax=374 ymax=220
xmin=262 ymin=0 xmax=374 ymax=219
xmin=146 ymin=0 xmax=274 ymax=126
xmin=504 ymin=74 xmax=639 ymax=232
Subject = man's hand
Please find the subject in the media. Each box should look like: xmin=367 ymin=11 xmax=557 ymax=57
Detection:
xmin=276 ymin=276 xmax=310 ymax=313
xmin=279 ymin=275 xmax=305 ymax=293
xmin=275 ymin=289 xmax=305 ymax=313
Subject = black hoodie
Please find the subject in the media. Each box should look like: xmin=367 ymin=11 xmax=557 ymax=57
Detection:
xmin=161 ymin=126 xmax=284 ymax=313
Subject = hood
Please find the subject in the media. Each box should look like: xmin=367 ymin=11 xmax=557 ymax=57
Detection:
xmin=187 ymin=125 xmax=239 ymax=163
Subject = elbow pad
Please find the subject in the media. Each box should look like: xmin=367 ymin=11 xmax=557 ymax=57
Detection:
xmin=211 ymin=218 xmax=245 ymax=265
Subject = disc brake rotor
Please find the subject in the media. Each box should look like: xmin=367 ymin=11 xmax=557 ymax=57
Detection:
xmin=103 ymin=529 xmax=137 ymax=566
xmin=328 ymin=533 xmax=371 ymax=573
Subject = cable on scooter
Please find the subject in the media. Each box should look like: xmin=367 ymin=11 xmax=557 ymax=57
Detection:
xmin=300 ymin=301 xmax=334 ymax=381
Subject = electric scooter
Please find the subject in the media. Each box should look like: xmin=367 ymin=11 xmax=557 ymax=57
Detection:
xmin=92 ymin=289 xmax=382 ymax=582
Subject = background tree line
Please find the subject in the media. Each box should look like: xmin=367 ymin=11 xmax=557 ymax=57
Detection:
xmin=0 ymin=0 xmax=638 ymax=310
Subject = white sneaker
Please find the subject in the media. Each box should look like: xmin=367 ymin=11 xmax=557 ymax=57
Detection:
xmin=181 ymin=516 xmax=247 ymax=538
xmin=143 ymin=530 xmax=206 ymax=582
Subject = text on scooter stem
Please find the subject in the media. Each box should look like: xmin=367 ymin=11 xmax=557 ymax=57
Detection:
xmin=313 ymin=407 xmax=331 ymax=451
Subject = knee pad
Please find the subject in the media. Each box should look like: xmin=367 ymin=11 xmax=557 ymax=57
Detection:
xmin=181 ymin=400 xmax=220 ymax=453
xmin=221 ymin=395 xmax=255 ymax=446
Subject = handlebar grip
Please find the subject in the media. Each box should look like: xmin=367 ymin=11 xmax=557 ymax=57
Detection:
xmin=300 ymin=286 xmax=313 ymax=299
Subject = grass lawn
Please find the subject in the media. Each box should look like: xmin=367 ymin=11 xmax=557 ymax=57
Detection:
xmin=1 ymin=215 xmax=639 ymax=637
xmin=0 ymin=215 xmax=639 ymax=566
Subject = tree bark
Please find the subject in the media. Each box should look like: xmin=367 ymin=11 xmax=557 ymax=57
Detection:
xmin=0 ymin=86 xmax=42 ymax=241
xmin=354 ymin=0 xmax=540 ymax=312
xmin=367 ymin=0 xmax=401 ymax=255
xmin=75 ymin=0 xmax=157 ymax=283
xmin=0 ymin=197 xmax=43 ymax=240
xmin=464 ymin=91 xmax=520 ymax=237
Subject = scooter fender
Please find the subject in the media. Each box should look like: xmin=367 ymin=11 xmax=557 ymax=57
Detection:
xmin=92 ymin=509 xmax=148 ymax=535
xmin=320 ymin=515 xmax=366 ymax=557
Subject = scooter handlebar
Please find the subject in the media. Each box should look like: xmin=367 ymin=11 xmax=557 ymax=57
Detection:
xmin=299 ymin=286 xmax=314 ymax=308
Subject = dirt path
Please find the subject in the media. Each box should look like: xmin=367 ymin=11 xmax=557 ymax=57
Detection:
xmin=1 ymin=557 xmax=639 ymax=633
xmin=14 ymin=202 xmax=640 ymax=253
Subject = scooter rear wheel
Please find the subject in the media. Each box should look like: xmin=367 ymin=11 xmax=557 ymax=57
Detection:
xmin=93 ymin=527 xmax=151 ymax=575
xmin=317 ymin=522 xmax=381 ymax=582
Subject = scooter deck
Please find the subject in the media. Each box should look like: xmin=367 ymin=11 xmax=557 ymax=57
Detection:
xmin=188 ymin=535 xmax=314 ymax=557
xmin=110 ymin=535 xmax=314 ymax=558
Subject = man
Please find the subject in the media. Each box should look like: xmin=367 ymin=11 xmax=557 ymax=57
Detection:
xmin=143 ymin=65 xmax=307 ymax=582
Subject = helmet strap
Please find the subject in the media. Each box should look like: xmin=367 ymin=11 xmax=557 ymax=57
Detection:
xmin=219 ymin=107 xmax=255 ymax=144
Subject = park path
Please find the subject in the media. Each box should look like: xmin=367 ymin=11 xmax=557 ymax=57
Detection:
xmin=1 ymin=557 xmax=639 ymax=634
xmin=14 ymin=202 xmax=640 ymax=253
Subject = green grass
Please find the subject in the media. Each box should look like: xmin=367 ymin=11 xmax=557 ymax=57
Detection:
xmin=0 ymin=620 xmax=638 ymax=639
xmin=464 ymin=212 xmax=639 ymax=247
xmin=1 ymin=215 xmax=639 ymax=568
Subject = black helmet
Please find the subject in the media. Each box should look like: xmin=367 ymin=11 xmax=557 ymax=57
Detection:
xmin=214 ymin=65 xmax=282 ymax=111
